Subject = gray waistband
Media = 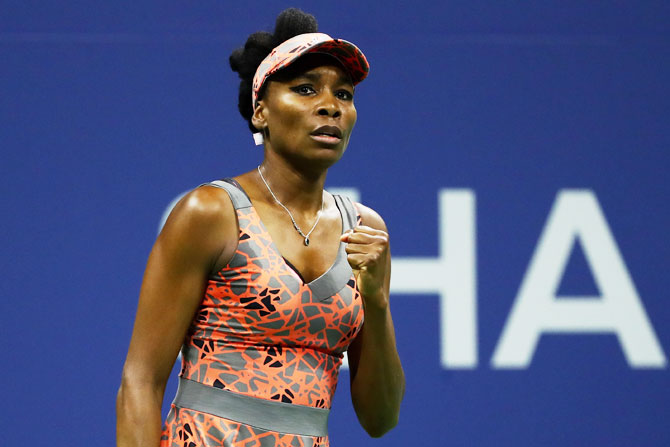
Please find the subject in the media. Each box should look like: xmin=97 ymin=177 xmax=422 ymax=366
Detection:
xmin=172 ymin=378 xmax=330 ymax=437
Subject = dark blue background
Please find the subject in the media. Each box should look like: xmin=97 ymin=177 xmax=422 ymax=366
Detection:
xmin=2 ymin=1 xmax=669 ymax=445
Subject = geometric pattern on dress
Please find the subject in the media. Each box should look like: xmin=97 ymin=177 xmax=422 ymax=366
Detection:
xmin=162 ymin=198 xmax=364 ymax=447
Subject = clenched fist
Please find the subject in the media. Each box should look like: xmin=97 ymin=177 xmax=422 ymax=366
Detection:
xmin=340 ymin=225 xmax=390 ymax=309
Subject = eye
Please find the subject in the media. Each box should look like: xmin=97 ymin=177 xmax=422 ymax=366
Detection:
xmin=291 ymin=84 xmax=316 ymax=95
xmin=335 ymin=89 xmax=353 ymax=101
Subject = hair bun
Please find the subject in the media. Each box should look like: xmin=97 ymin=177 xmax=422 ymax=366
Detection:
xmin=273 ymin=8 xmax=318 ymax=43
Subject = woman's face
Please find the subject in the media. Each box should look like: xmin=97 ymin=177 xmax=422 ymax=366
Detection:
xmin=254 ymin=55 xmax=358 ymax=168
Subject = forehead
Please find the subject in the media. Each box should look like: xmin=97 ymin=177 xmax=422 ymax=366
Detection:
xmin=269 ymin=53 xmax=353 ymax=86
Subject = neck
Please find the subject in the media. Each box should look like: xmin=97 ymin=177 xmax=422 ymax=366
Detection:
xmin=257 ymin=156 xmax=326 ymax=213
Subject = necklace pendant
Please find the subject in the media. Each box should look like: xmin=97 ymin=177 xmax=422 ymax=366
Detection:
xmin=304 ymin=237 xmax=310 ymax=246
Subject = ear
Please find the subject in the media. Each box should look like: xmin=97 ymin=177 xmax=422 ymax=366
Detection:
xmin=251 ymin=101 xmax=267 ymax=131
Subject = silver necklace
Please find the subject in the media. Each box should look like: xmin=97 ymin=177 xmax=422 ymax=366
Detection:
xmin=257 ymin=165 xmax=323 ymax=246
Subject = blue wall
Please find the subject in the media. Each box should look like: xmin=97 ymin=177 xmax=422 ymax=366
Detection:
xmin=2 ymin=1 xmax=669 ymax=445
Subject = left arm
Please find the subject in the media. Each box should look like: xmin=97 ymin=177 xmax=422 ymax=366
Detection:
xmin=341 ymin=204 xmax=405 ymax=437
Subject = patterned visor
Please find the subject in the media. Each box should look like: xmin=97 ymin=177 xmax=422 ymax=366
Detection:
xmin=251 ymin=32 xmax=369 ymax=108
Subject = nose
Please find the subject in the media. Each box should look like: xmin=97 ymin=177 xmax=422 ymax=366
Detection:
xmin=317 ymin=94 xmax=341 ymax=118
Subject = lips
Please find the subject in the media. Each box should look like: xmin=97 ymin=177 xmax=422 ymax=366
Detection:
xmin=311 ymin=125 xmax=343 ymax=139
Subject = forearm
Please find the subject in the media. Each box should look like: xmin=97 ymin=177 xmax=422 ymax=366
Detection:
xmin=116 ymin=379 xmax=165 ymax=447
xmin=350 ymin=301 xmax=405 ymax=437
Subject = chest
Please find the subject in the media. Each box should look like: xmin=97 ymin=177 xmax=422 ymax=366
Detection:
xmin=252 ymin=203 xmax=344 ymax=284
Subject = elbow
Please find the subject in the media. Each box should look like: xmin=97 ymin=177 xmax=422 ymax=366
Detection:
xmin=116 ymin=373 xmax=166 ymax=411
xmin=363 ymin=418 xmax=399 ymax=438
xmin=358 ymin=411 xmax=400 ymax=438
xmin=116 ymin=378 xmax=135 ymax=416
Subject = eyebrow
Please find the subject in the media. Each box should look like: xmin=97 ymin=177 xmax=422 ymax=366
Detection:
xmin=296 ymin=71 xmax=353 ymax=88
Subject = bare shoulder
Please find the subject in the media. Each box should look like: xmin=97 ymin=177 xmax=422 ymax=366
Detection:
xmin=163 ymin=185 xmax=235 ymax=234
xmin=354 ymin=202 xmax=388 ymax=233
xmin=158 ymin=185 xmax=238 ymax=268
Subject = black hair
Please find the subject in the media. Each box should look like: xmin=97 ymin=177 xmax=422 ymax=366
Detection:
xmin=229 ymin=8 xmax=318 ymax=133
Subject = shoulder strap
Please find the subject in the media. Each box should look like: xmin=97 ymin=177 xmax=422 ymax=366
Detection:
xmin=333 ymin=194 xmax=359 ymax=232
xmin=200 ymin=179 xmax=252 ymax=210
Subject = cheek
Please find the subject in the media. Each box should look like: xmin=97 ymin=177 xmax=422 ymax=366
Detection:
xmin=346 ymin=106 xmax=358 ymax=131
xmin=268 ymin=96 xmax=310 ymax=131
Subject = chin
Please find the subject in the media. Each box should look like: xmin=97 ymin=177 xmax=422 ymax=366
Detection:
xmin=292 ymin=149 xmax=345 ymax=172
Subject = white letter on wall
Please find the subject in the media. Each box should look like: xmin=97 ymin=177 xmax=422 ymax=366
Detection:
xmin=492 ymin=190 xmax=666 ymax=368
xmin=391 ymin=189 xmax=477 ymax=368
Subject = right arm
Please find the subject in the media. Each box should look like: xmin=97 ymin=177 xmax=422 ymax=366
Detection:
xmin=116 ymin=186 xmax=238 ymax=447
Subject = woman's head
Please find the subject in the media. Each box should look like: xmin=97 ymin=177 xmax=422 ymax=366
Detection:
xmin=229 ymin=8 xmax=369 ymax=135
xmin=250 ymin=53 xmax=359 ymax=167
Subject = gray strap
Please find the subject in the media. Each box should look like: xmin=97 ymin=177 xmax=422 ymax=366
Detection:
xmin=333 ymin=194 xmax=358 ymax=232
xmin=173 ymin=378 xmax=330 ymax=437
xmin=201 ymin=180 xmax=251 ymax=210
xmin=304 ymin=194 xmax=358 ymax=300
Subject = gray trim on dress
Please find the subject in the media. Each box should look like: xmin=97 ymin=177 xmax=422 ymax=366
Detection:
xmin=307 ymin=194 xmax=358 ymax=300
xmin=307 ymin=242 xmax=352 ymax=300
xmin=173 ymin=378 xmax=330 ymax=437
xmin=333 ymin=194 xmax=358 ymax=232
xmin=202 ymin=180 xmax=252 ymax=209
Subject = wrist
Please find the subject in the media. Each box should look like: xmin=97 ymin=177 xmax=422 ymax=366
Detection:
xmin=360 ymin=289 xmax=389 ymax=314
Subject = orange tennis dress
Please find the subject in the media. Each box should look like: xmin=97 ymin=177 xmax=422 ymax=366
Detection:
xmin=160 ymin=180 xmax=364 ymax=447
